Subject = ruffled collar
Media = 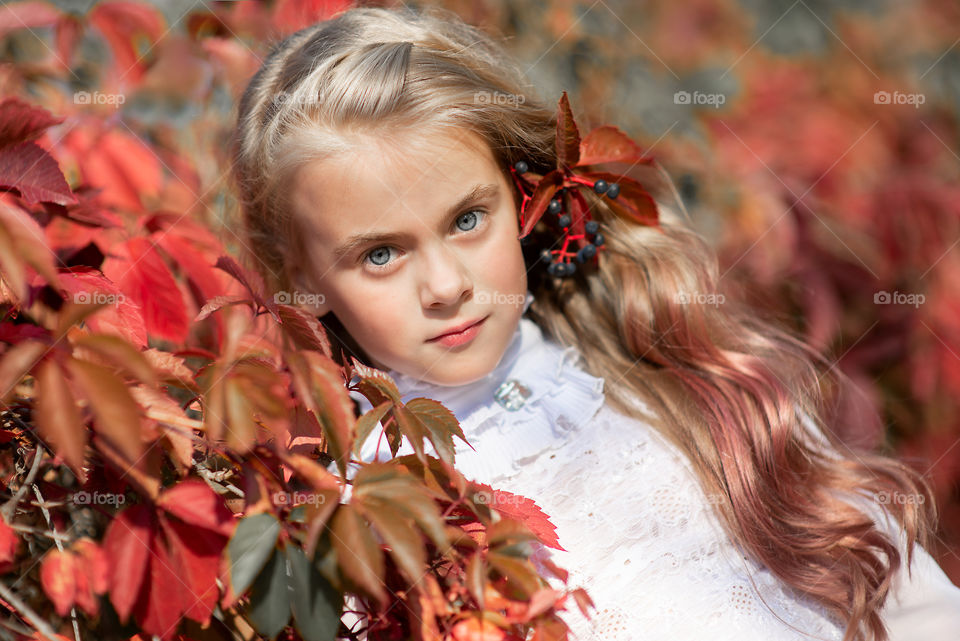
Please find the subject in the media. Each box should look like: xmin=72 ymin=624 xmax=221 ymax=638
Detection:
xmin=382 ymin=292 xmax=606 ymax=437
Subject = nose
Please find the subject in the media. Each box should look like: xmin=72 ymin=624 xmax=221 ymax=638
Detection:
xmin=419 ymin=243 xmax=473 ymax=308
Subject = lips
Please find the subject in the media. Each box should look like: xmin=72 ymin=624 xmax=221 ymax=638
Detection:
xmin=428 ymin=316 xmax=487 ymax=342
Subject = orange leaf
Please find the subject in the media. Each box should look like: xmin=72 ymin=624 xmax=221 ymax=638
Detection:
xmin=66 ymin=357 xmax=146 ymax=474
xmin=451 ymin=616 xmax=506 ymax=641
xmin=40 ymin=548 xmax=77 ymax=617
xmin=34 ymin=357 xmax=88 ymax=483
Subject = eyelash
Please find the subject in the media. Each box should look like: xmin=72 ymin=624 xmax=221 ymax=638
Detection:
xmin=360 ymin=208 xmax=490 ymax=271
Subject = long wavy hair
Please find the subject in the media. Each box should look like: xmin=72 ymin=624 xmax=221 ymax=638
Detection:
xmin=230 ymin=6 xmax=938 ymax=640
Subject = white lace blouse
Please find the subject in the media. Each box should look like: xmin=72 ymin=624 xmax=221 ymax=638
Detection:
xmin=343 ymin=297 xmax=960 ymax=640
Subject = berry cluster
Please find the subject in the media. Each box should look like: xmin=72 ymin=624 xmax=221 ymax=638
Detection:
xmin=510 ymin=160 xmax=620 ymax=278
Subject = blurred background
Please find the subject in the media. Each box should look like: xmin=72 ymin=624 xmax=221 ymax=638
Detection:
xmin=2 ymin=0 xmax=958 ymax=581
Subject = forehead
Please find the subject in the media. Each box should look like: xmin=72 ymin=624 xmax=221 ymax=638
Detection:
xmin=290 ymin=127 xmax=505 ymax=249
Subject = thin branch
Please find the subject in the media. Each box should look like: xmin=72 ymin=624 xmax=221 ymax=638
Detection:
xmin=1 ymin=446 xmax=44 ymax=521
xmin=0 ymin=580 xmax=61 ymax=641
xmin=31 ymin=484 xmax=81 ymax=641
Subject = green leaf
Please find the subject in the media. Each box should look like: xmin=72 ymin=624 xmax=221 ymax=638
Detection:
xmin=285 ymin=543 xmax=343 ymax=641
xmin=246 ymin=547 xmax=291 ymax=638
xmin=228 ymin=512 xmax=281 ymax=596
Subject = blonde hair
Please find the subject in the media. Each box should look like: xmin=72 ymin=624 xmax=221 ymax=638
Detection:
xmin=230 ymin=6 xmax=937 ymax=640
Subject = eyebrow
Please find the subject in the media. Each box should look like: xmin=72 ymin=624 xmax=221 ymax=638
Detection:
xmin=331 ymin=183 xmax=500 ymax=260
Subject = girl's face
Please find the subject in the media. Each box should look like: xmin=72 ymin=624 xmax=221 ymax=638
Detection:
xmin=287 ymin=126 xmax=528 ymax=387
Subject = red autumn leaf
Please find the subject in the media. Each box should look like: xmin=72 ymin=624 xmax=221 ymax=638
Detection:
xmin=473 ymin=482 xmax=565 ymax=551
xmin=34 ymin=357 xmax=89 ymax=484
xmin=0 ymin=142 xmax=76 ymax=205
xmin=156 ymin=478 xmax=235 ymax=537
xmin=40 ymin=548 xmax=77 ymax=617
xmin=0 ymin=514 xmax=19 ymax=571
xmin=54 ymin=14 xmax=83 ymax=71
xmin=0 ymin=1 xmax=60 ymax=40
xmin=555 ymin=92 xmax=581 ymax=171
xmin=131 ymin=527 xmax=182 ymax=640
xmin=101 ymin=236 xmax=190 ymax=343
xmin=64 ymin=128 xmax=162 ymax=212
xmin=0 ymin=98 xmax=63 ymax=148
xmin=103 ymin=503 xmax=155 ymax=623
xmin=518 ymin=169 xmax=564 ymax=239
xmin=581 ymin=170 xmax=659 ymax=227
xmin=88 ymin=1 xmax=166 ymax=85
xmin=71 ymin=538 xmax=108 ymax=617
xmin=271 ymin=0 xmax=353 ymax=34
xmin=159 ymin=515 xmax=224 ymax=626
xmin=577 ymin=125 xmax=655 ymax=168
xmin=214 ymin=254 xmax=279 ymax=320
xmin=57 ymin=267 xmax=148 ymax=348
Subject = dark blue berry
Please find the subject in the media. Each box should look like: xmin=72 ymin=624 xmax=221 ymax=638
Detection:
xmin=540 ymin=249 xmax=552 ymax=263
xmin=593 ymin=179 xmax=608 ymax=194
xmin=558 ymin=214 xmax=571 ymax=228
xmin=607 ymin=183 xmax=620 ymax=199
xmin=564 ymin=261 xmax=577 ymax=275
xmin=585 ymin=220 xmax=599 ymax=234
xmin=548 ymin=199 xmax=562 ymax=215
xmin=547 ymin=262 xmax=561 ymax=276
xmin=594 ymin=233 xmax=605 ymax=247
xmin=581 ymin=243 xmax=597 ymax=259
xmin=514 ymin=161 xmax=529 ymax=174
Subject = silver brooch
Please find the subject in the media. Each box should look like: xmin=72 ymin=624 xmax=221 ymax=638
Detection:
xmin=494 ymin=378 xmax=532 ymax=411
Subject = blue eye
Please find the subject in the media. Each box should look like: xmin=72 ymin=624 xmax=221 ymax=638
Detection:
xmin=361 ymin=208 xmax=489 ymax=271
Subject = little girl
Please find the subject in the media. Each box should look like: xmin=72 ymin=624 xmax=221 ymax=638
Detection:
xmin=230 ymin=5 xmax=960 ymax=640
